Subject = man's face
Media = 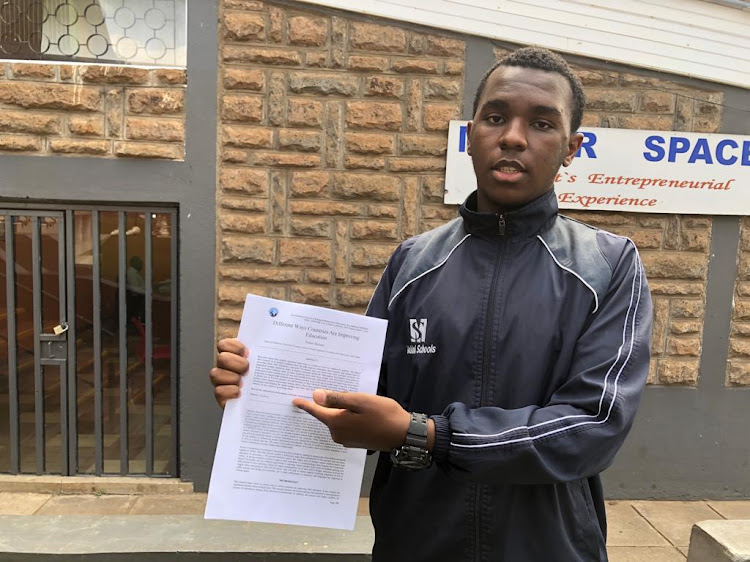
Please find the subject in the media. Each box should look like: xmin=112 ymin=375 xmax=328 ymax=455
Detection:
xmin=467 ymin=66 xmax=584 ymax=213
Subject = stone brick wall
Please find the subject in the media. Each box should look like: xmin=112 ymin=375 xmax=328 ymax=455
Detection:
xmin=0 ymin=63 xmax=186 ymax=159
xmin=216 ymin=0 xmax=464 ymax=337
xmin=215 ymin=1 xmax=729 ymax=388
xmin=727 ymin=218 xmax=750 ymax=387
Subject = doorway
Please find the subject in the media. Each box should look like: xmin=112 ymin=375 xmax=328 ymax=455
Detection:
xmin=0 ymin=205 xmax=178 ymax=476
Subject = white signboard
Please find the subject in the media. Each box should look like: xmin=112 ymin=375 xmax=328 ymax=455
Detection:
xmin=445 ymin=122 xmax=750 ymax=215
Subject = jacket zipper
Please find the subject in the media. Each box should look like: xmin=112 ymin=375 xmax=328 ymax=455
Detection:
xmin=475 ymin=213 xmax=507 ymax=562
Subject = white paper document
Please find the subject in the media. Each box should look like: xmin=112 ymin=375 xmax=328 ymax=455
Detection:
xmin=205 ymin=294 xmax=388 ymax=530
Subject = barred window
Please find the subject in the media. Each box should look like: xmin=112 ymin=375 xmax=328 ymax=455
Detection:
xmin=0 ymin=1 xmax=186 ymax=67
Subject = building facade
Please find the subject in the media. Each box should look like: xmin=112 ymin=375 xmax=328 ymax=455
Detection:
xmin=1 ymin=0 xmax=749 ymax=497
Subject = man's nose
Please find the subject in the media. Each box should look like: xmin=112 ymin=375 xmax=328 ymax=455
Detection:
xmin=499 ymin=119 xmax=527 ymax=150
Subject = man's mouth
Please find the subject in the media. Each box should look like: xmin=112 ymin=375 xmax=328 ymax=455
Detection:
xmin=492 ymin=160 xmax=526 ymax=173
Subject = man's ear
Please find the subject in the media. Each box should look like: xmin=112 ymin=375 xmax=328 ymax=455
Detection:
xmin=563 ymin=132 xmax=584 ymax=167
xmin=466 ymin=121 xmax=474 ymax=156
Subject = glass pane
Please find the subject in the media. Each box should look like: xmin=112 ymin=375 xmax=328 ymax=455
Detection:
xmin=74 ymin=210 xmax=96 ymax=473
xmin=126 ymin=211 xmax=145 ymax=474
xmin=152 ymin=212 xmax=172 ymax=475
xmin=43 ymin=364 xmax=63 ymax=474
xmin=1 ymin=1 xmax=187 ymax=67
xmin=0 ymin=214 xmax=9 ymax=473
xmin=13 ymin=216 xmax=37 ymax=473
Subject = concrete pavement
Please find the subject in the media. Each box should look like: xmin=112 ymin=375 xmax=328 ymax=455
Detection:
xmin=1 ymin=477 xmax=750 ymax=560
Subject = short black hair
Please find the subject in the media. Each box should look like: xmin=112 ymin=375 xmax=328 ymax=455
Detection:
xmin=472 ymin=47 xmax=586 ymax=133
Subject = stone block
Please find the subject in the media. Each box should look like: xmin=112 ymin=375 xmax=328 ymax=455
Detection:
xmin=367 ymin=204 xmax=398 ymax=219
xmin=220 ymin=213 xmax=266 ymax=234
xmin=307 ymin=270 xmax=332 ymax=284
xmin=220 ymin=168 xmax=267 ymax=195
xmin=288 ymin=15 xmax=328 ymax=46
xmin=50 ymin=139 xmax=109 ymax=155
xmin=223 ymin=12 xmax=265 ymax=41
xmin=618 ymin=115 xmax=675 ymax=131
xmin=10 ymin=63 xmax=55 ymax=79
xmin=288 ymin=72 xmax=358 ymax=96
xmin=391 ymin=58 xmax=439 ymax=74
xmin=641 ymin=253 xmax=706 ymax=280
xmin=105 ymin=89 xmax=124 ymax=138
xmin=290 ymin=285 xmax=331 ymax=305
xmin=422 ymin=206 xmax=457 ymax=220
xmin=154 ymin=69 xmax=186 ymax=85
xmin=389 ymin=157 xmax=445 ymax=172
xmin=348 ymin=56 xmax=388 ymax=72
xmin=423 ymin=104 xmax=460 ymax=131
xmin=651 ymin=298 xmax=669 ymax=354
xmin=398 ymin=135 xmax=447 ymax=156
xmin=408 ymin=33 xmax=465 ymax=57
xmin=666 ymin=335 xmax=701 ymax=356
xmin=0 ymin=82 xmax=101 ymax=111
xmin=278 ymin=129 xmax=322 ymax=152
xmin=346 ymin=132 xmax=393 ymax=154
xmin=727 ymin=362 xmax=750 ymax=386
xmin=649 ymin=280 xmax=704 ymax=297
xmin=332 ymin=173 xmax=400 ymax=201
xmin=127 ymin=89 xmax=184 ymax=115
xmin=305 ymin=52 xmax=327 ymax=67
xmin=349 ymin=22 xmax=406 ymax=53
xmin=0 ymin=111 xmax=59 ymax=134
xmin=221 ymin=237 xmax=274 ymax=264
xmin=423 ymin=78 xmax=461 ymax=100
xmin=222 ymin=95 xmax=263 ymax=123
xmin=640 ymin=91 xmax=676 ymax=113
xmin=364 ymin=75 xmax=404 ymax=99
xmin=291 ymin=201 xmax=361 ymax=216
xmin=126 ymin=117 xmax=184 ymax=142
xmin=114 ymin=142 xmax=182 ymax=159
xmin=222 ymin=46 xmax=302 ymax=66
xmin=657 ymin=359 xmax=699 ymax=385
xmin=291 ymin=171 xmax=330 ymax=197
xmin=670 ymin=320 xmax=702 ymax=335
xmin=223 ymin=68 xmax=265 ymax=91
xmin=79 ymin=65 xmax=149 ymax=84
xmin=223 ymin=126 xmax=272 ymax=148
xmin=290 ymin=218 xmax=332 ymax=238
xmin=350 ymin=243 xmax=396 ymax=268
xmin=422 ymin=177 xmax=445 ymax=202
xmin=443 ymin=61 xmax=464 ymax=75
xmin=585 ymin=90 xmax=638 ymax=112
xmin=346 ymin=101 xmax=403 ymax=131
xmin=69 ymin=116 xmax=104 ymax=137
xmin=268 ymin=6 xmax=283 ymax=42
xmin=671 ymin=299 xmax=704 ymax=319
xmin=253 ymin=152 xmax=320 ymax=167
xmin=345 ymin=156 xmax=385 ymax=170
xmin=337 ymin=287 xmax=374 ymax=307
xmin=280 ymin=239 xmax=332 ymax=267
xmin=220 ymin=267 xmax=301 ymax=283
xmin=287 ymin=98 xmax=323 ymax=128
xmin=350 ymin=220 xmax=398 ymax=240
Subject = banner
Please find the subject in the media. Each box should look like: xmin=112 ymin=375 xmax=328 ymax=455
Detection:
xmin=444 ymin=122 xmax=750 ymax=215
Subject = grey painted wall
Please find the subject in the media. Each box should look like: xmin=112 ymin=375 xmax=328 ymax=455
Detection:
xmin=0 ymin=1 xmax=219 ymax=488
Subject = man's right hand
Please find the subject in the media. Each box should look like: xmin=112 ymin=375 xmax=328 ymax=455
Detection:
xmin=209 ymin=338 xmax=249 ymax=409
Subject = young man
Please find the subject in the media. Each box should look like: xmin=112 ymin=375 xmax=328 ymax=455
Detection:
xmin=210 ymin=47 xmax=652 ymax=561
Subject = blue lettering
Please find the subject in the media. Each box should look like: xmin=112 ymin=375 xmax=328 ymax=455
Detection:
xmin=459 ymin=125 xmax=467 ymax=153
xmin=688 ymin=138 xmax=713 ymax=164
xmin=643 ymin=135 xmax=665 ymax=162
xmin=576 ymin=131 xmax=597 ymax=158
xmin=716 ymin=139 xmax=738 ymax=165
xmin=668 ymin=137 xmax=690 ymax=162
xmin=743 ymin=141 xmax=750 ymax=167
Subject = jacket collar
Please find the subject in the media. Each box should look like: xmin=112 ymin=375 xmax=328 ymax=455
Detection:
xmin=459 ymin=188 xmax=558 ymax=239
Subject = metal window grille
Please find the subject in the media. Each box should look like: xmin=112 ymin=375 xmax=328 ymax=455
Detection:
xmin=0 ymin=1 xmax=186 ymax=67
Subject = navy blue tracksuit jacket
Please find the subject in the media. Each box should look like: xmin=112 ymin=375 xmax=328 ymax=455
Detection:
xmin=366 ymin=189 xmax=652 ymax=561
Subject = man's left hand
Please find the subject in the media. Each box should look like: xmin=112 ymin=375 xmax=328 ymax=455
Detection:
xmin=292 ymin=390 xmax=411 ymax=451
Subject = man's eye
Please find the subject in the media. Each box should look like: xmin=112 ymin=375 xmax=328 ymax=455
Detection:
xmin=535 ymin=121 xmax=553 ymax=130
xmin=487 ymin=115 xmax=504 ymax=124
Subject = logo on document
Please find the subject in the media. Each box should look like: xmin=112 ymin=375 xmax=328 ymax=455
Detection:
xmin=407 ymin=318 xmax=436 ymax=355
xmin=268 ymin=307 xmax=279 ymax=318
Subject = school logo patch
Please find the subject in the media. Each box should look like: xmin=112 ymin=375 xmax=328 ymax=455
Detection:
xmin=407 ymin=318 xmax=436 ymax=355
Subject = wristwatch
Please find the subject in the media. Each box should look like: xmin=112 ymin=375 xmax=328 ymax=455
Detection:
xmin=390 ymin=412 xmax=432 ymax=470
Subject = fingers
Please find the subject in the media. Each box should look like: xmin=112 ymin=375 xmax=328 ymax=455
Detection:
xmin=216 ymin=351 xmax=248 ymax=375
xmin=209 ymin=367 xmax=242 ymax=387
xmin=214 ymin=384 xmax=240 ymax=409
xmin=292 ymin=397 xmax=336 ymax=425
xmin=314 ymin=389 xmax=363 ymax=412
xmin=217 ymin=338 xmax=247 ymax=357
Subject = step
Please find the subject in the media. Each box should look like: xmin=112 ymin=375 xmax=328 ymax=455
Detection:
xmin=688 ymin=520 xmax=750 ymax=562
xmin=0 ymin=515 xmax=374 ymax=561
xmin=0 ymin=475 xmax=194 ymax=495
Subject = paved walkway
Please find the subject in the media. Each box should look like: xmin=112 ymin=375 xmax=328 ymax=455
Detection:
xmin=1 ymin=479 xmax=749 ymax=560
